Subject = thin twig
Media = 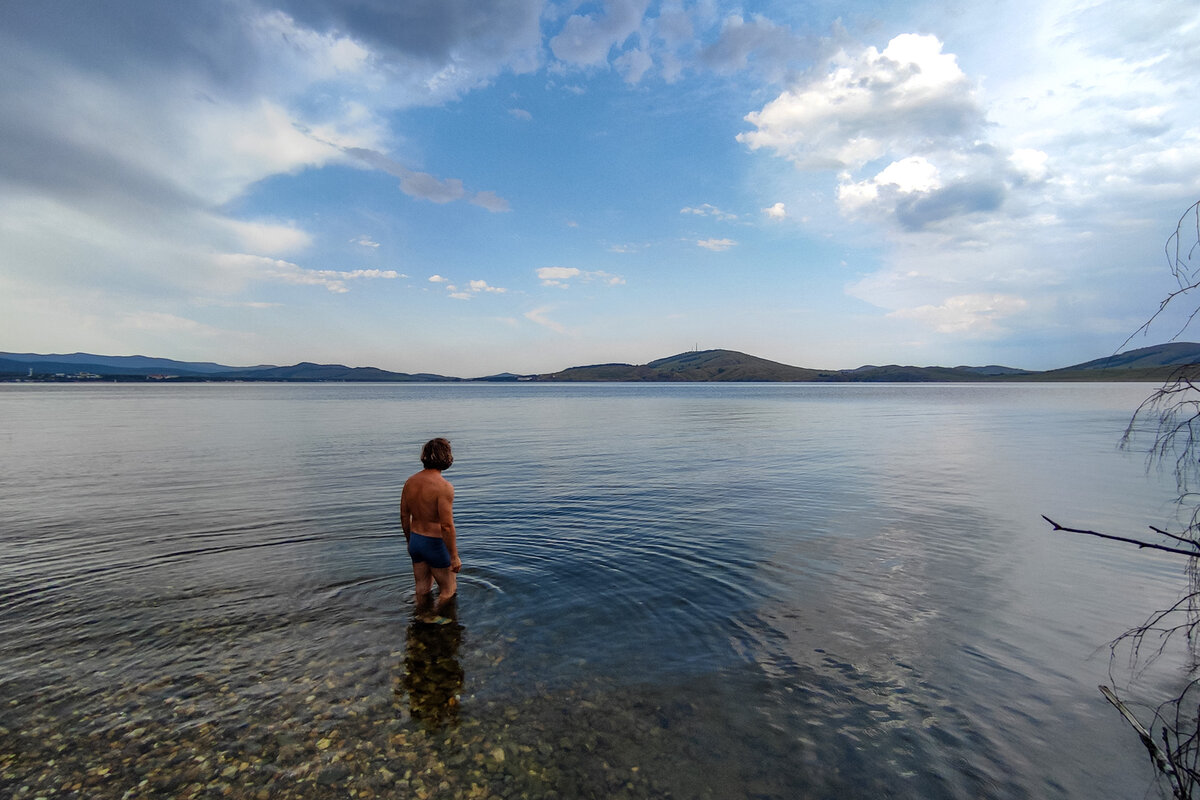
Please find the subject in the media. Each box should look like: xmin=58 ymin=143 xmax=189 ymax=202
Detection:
xmin=1150 ymin=526 xmax=1200 ymax=550
xmin=1043 ymin=516 xmax=1200 ymax=558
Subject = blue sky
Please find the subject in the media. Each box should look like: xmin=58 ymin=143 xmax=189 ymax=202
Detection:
xmin=2 ymin=0 xmax=1198 ymax=376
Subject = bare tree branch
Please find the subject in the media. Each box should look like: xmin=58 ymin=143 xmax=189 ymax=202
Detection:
xmin=1042 ymin=516 xmax=1200 ymax=558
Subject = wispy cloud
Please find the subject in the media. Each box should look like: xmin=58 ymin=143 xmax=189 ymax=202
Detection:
xmin=343 ymin=146 xmax=510 ymax=211
xmin=219 ymin=254 xmax=401 ymax=293
xmin=697 ymin=238 xmax=737 ymax=251
xmin=681 ymin=203 xmax=738 ymax=221
xmin=524 ymin=306 xmax=567 ymax=333
xmin=536 ymin=266 xmax=625 ymax=287
xmin=118 ymin=311 xmax=224 ymax=335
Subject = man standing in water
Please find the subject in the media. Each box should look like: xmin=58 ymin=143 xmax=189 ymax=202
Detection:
xmin=400 ymin=438 xmax=461 ymax=607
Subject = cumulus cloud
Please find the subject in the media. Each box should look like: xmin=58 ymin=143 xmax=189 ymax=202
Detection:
xmin=428 ymin=275 xmax=449 ymax=283
xmin=697 ymin=238 xmax=737 ymax=251
xmin=736 ymin=33 xmax=1019 ymax=234
xmin=615 ymin=48 xmax=654 ymax=84
xmin=700 ymin=14 xmax=813 ymax=81
xmin=739 ymin=34 xmax=981 ymax=171
xmin=763 ymin=202 xmax=787 ymax=220
xmin=549 ymin=0 xmax=650 ymax=67
xmin=468 ymin=279 xmax=507 ymax=294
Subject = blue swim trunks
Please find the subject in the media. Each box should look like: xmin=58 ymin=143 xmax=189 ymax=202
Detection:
xmin=408 ymin=532 xmax=451 ymax=569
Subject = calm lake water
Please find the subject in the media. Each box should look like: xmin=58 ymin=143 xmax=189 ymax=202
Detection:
xmin=0 ymin=382 xmax=1193 ymax=798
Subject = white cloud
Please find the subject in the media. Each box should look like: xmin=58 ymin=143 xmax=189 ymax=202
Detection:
xmin=681 ymin=203 xmax=738 ymax=221
xmin=697 ymin=238 xmax=737 ymax=251
xmin=888 ymin=294 xmax=1030 ymax=335
xmin=428 ymin=275 xmax=449 ymax=283
xmin=738 ymin=34 xmax=980 ymax=171
xmin=763 ymin=202 xmax=787 ymax=220
xmin=837 ymin=156 xmax=947 ymax=217
xmin=469 ymin=279 xmax=507 ymax=294
xmin=215 ymin=254 xmax=400 ymax=293
xmin=700 ymin=14 xmax=811 ymax=81
xmin=737 ymin=33 xmax=1017 ymax=235
xmin=549 ymin=0 xmax=650 ymax=67
xmin=538 ymin=267 xmax=581 ymax=284
xmin=353 ymin=235 xmax=381 ymax=248
xmin=524 ymin=306 xmax=567 ymax=333
xmin=1009 ymin=149 xmax=1049 ymax=184
xmin=536 ymin=266 xmax=624 ymax=287
xmin=615 ymin=48 xmax=654 ymax=84
xmin=228 ymin=219 xmax=313 ymax=255
xmin=509 ymin=108 xmax=532 ymax=121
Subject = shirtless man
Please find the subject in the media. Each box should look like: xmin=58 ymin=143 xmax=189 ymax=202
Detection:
xmin=400 ymin=438 xmax=460 ymax=604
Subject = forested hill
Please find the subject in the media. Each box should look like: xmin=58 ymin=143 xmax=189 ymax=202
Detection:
xmin=534 ymin=344 xmax=1200 ymax=381
xmin=5 ymin=341 xmax=1200 ymax=382
xmin=538 ymin=350 xmax=825 ymax=381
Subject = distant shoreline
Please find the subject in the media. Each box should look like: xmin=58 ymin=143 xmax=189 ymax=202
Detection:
xmin=5 ymin=343 xmax=1200 ymax=384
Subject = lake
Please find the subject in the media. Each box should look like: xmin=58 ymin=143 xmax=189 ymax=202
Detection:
xmin=0 ymin=381 xmax=1192 ymax=799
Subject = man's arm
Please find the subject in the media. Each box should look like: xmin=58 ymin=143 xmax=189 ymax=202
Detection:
xmin=399 ymin=482 xmax=412 ymax=542
xmin=438 ymin=484 xmax=461 ymax=572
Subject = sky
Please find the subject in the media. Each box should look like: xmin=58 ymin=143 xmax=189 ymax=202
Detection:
xmin=1 ymin=1 xmax=1198 ymax=377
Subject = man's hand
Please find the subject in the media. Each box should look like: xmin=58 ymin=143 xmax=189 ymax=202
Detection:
xmin=451 ymin=557 xmax=462 ymax=573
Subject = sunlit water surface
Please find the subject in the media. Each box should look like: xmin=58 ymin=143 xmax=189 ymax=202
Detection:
xmin=0 ymin=382 xmax=1193 ymax=798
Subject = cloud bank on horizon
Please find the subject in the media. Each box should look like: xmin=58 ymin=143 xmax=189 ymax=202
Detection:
xmin=1 ymin=0 xmax=1197 ymax=375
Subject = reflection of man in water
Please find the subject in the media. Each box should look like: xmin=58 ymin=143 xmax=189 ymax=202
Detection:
xmin=400 ymin=438 xmax=461 ymax=608
xmin=400 ymin=601 xmax=464 ymax=728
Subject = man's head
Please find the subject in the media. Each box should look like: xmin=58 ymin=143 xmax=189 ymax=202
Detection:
xmin=420 ymin=437 xmax=453 ymax=470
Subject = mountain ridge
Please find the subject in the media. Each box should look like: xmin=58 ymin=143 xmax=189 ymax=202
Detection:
xmin=4 ymin=341 xmax=1200 ymax=383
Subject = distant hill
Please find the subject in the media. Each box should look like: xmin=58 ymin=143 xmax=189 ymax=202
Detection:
xmin=537 ymin=350 xmax=823 ymax=381
xmin=0 ymin=353 xmax=457 ymax=382
xmin=5 ymin=342 xmax=1200 ymax=383
xmin=0 ymin=352 xmax=257 ymax=374
xmin=218 ymin=362 xmax=457 ymax=382
xmin=535 ymin=349 xmax=1040 ymax=382
xmin=1059 ymin=341 xmax=1200 ymax=371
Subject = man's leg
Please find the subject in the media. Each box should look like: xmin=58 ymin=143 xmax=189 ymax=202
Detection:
xmin=430 ymin=566 xmax=457 ymax=606
xmin=412 ymin=561 xmax=434 ymax=596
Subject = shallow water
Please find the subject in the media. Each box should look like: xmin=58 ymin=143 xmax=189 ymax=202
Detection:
xmin=0 ymin=382 xmax=1192 ymax=798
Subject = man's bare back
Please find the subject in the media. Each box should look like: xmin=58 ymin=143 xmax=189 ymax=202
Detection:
xmin=401 ymin=438 xmax=460 ymax=604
